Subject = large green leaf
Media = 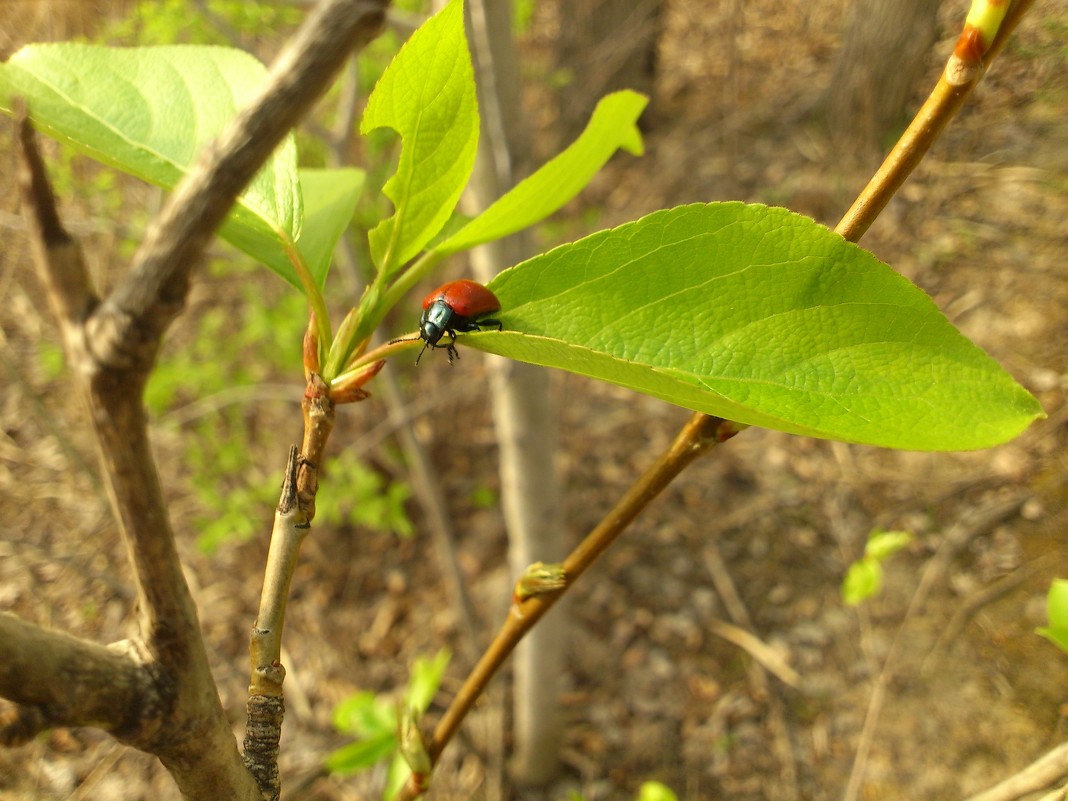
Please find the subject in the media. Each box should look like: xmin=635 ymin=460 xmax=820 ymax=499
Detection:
xmin=434 ymin=90 xmax=647 ymax=256
xmin=469 ymin=203 xmax=1043 ymax=451
xmin=0 ymin=43 xmax=306 ymax=287
xmin=360 ymin=0 xmax=478 ymax=275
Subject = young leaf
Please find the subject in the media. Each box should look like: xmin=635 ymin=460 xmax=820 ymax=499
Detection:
xmin=637 ymin=782 xmax=680 ymax=801
xmin=0 ymin=44 xmax=305 ymax=286
xmin=325 ymin=733 xmax=398 ymax=774
xmin=217 ymin=167 xmax=362 ymax=291
xmin=296 ymin=167 xmax=364 ymax=285
xmin=842 ymin=559 xmax=883 ymax=606
xmin=404 ymin=648 xmax=451 ymax=713
xmin=361 ymin=0 xmax=478 ymax=275
xmin=1036 ymin=578 xmax=1068 ymax=655
xmin=864 ymin=530 xmax=913 ymax=561
xmin=433 ymin=90 xmax=648 ymax=256
xmin=475 ymin=203 xmax=1043 ymax=451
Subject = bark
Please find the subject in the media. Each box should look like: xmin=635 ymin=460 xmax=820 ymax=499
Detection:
xmin=7 ymin=1 xmax=389 ymax=798
xmin=0 ymin=613 xmax=155 ymax=740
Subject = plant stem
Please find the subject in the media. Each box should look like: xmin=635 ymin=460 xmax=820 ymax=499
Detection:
xmin=394 ymin=414 xmax=742 ymax=801
xmin=245 ymin=376 xmax=335 ymax=799
xmin=287 ymin=242 xmax=333 ymax=353
xmin=836 ymin=0 xmax=1035 ymax=243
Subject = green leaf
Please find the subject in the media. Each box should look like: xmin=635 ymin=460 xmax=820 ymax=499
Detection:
xmin=325 ymin=733 xmax=398 ymax=775
xmin=842 ymin=559 xmax=883 ymax=606
xmin=476 ymin=203 xmax=1043 ymax=451
xmin=295 ymin=167 xmax=364 ymax=287
xmin=404 ymin=648 xmax=451 ymax=713
xmin=361 ymin=0 xmax=478 ymax=275
xmin=637 ymin=782 xmax=679 ymax=801
xmin=434 ymin=90 xmax=647 ymax=256
xmin=1037 ymin=578 xmax=1068 ymax=654
xmin=0 ymin=43 xmax=305 ymax=287
xmin=224 ymin=166 xmax=363 ymax=290
xmin=864 ymin=530 xmax=913 ymax=561
xmin=332 ymin=690 xmax=395 ymax=737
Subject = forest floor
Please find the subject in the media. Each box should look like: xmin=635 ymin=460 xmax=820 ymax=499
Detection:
xmin=2 ymin=1 xmax=1068 ymax=800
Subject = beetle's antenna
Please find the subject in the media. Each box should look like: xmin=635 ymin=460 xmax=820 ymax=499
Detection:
xmin=414 ymin=340 xmax=432 ymax=366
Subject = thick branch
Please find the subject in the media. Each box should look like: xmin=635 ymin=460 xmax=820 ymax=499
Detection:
xmin=15 ymin=1 xmax=390 ymax=799
xmin=18 ymin=111 xmax=262 ymax=801
xmin=0 ymin=613 xmax=154 ymax=737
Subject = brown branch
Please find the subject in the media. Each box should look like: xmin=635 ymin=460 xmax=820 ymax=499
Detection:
xmin=17 ymin=97 xmax=263 ymax=801
xmin=836 ymin=0 xmax=1036 ymax=243
xmin=394 ymin=414 xmax=742 ymax=801
xmin=14 ymin=1 xmax=389 ymax=798
xmin=14 ymin=101 xmax=97 ymax=327
xmin=0 ymin=613 xmax=154 ymax=740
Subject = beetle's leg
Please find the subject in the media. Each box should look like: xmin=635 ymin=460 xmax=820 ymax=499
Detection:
xmin=445 ymin=330 xmax=459 ymax=365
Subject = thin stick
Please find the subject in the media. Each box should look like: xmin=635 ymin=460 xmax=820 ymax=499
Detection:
xmin=841 ymin=493 xmax=1030 ymax=801
xmin=960 ymin=742 xmax=1068 ymax=801
xmin=836 ymin=0 xmax=1036 ymax=244
xmin=707 ymin=619 xmax=801 ymax=689
xmin=393 ymin=414 xmax=740 ymax=800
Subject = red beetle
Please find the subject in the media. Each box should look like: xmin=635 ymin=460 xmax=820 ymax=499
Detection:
xmin=407 ymin=279 xmax=502 ymax=365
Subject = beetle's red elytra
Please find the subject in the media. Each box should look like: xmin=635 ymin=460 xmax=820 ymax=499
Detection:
xmin=397 ymin=279 xmax=503 ymax=365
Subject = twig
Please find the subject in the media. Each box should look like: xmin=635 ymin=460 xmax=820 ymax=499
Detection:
xmin=1036 ymin=786 xmax=1068 ymax=801
xmin=836 ymin=0 xmax=1036 ymax=243
xmin=702 ymin=542 xmax=800 ymax=798
xmin=707 ymin=619 xmax=801 ymax=689
xmin=960 ymin=742 xmax=1068 ymax=801
xmin=840 ymin=493 xmax=1030 ymax=801
xmin=931 ymin=559 xmax=1044 ymax=655
xmin=393 ymin=414 xmax=741 ymax=801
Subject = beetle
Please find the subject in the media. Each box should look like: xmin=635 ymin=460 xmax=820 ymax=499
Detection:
xmin=401 ymin=279 xmax=503 ymax=365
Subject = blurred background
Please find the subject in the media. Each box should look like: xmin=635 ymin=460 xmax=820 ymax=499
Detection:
xmin=1 ymin=1 xmax=1067 ymax=799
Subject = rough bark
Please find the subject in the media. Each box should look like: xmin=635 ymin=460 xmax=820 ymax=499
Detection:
xmin=6 ymin=1 xmax=389 ymax=798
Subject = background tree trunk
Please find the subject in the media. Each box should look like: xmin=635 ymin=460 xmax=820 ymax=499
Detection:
xmin=553 ymin=0 xmax=664 ymax=143
xmin=463 ymin=0 xmax=568 ymax=788
xmin=817 ymin=0 xmax=942 ymax=154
